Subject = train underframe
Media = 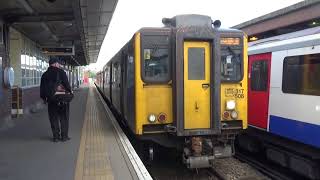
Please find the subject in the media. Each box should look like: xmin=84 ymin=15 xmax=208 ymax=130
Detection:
xmin=139 ymin=128 xmax=241 ymax=169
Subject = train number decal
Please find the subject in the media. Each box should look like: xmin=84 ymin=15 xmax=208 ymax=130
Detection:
xmin=225 ymin=88 xmax=245 ymax=98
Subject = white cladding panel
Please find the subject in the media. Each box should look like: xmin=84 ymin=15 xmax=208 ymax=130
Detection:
xmin=269 ymin=45 xmax=320 ymax=126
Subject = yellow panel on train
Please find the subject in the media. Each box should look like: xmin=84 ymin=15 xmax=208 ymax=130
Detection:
xmin=134 ymin=33 xmax=173 ymax=135
xmin=183 ymin=41 xmax=211 ymax=129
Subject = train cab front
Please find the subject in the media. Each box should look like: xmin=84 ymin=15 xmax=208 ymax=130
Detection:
xmin=132 ymin=15 xmax=247 ymax=169
xmin=219 ymin=34 xmax=248 ymax=139
xmin=169 ymin=15 xmax=247 ymax=168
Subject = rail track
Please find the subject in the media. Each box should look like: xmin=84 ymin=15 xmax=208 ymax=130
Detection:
xmin=235 ymin=151 xmax=304 ymax=180
xmin=211 ymin=157 xmax=268 ymax=180
xmin=235 ymin=151 xmax=298 ymax=180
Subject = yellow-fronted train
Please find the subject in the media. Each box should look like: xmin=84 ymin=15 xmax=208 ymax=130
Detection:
xmin=96 ymin=14 xmax=248 ymax=168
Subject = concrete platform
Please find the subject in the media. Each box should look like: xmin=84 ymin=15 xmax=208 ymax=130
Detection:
xmin=0 ymin=85 xmax=151 ymax=180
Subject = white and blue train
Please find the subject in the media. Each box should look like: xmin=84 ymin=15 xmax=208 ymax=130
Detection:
xmin=239 ymin=26 xmax=320 ymax=179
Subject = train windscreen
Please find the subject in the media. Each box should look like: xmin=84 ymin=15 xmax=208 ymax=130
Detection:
xmin=220 ymin=37 xmax=243 ymax=82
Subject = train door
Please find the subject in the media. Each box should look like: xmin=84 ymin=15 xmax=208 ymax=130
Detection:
xmin=183 ymin=41 xmax=211 ymax=129
xmin=109 ymin=63 xmax=113 ymax=103
xmin=248 ymin=53 xmax=271 ymax=129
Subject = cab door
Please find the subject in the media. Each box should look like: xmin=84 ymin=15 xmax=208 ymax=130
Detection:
xmin=184 ymin=41 xmax=211 ymax=129
xmin=248 ymin=53 xmax=271 ymax=130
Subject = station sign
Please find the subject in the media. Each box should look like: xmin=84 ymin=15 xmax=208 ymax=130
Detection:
xmin=42 ymin=46 xmax=75 ymax=56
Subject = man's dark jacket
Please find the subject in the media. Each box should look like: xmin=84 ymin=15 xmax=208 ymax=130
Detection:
xmin=40 ymin=66 xmax=72 ymax=102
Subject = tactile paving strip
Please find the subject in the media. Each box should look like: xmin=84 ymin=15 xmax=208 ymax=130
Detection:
xmin=74 ymin=87 xmax=114 ymax=180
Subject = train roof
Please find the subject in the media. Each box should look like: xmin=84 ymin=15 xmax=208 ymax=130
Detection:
xmin=140 ymin=14 xmax=243 ymax=34
xmin=248 ymin=26 xmax=320 ymax=55
xmin=214 ymin=27 xmax=243 ymax=33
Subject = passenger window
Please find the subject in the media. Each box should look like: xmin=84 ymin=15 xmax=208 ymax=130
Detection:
xmin=127 ymin=55 xmax=134 ymax=87
xmin=282 ymin=54 xmax=320 ymax=96
xmin=113 ymin=63 xmax=119 ymax=83
xmin=143 ymin=48 xmax=169 ymax=82
xmin=188 ymin=48 xmax=205 ymax=80
xmin=106 ymin=67 xmax=110 ymax=84
xmin=251 ymin=60 xmax=268 ymax=91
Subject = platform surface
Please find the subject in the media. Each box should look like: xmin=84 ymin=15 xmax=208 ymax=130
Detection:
xmin=0 ymin=85 xmax=138 ymax=180
xmin=74 ymin=86 xmax=135 ymax=180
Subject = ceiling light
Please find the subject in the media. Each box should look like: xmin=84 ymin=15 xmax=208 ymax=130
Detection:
xmin=249 ymin=36 xmax=258 ymax=41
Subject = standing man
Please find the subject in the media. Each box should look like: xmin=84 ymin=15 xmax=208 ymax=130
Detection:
xmin=40 ymin=57 xmax=72 ymax=142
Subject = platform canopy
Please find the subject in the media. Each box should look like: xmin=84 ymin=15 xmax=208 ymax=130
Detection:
xmin=0 ymin=0 xmax=118 ymax=65
xmin=233 ymin=0 xmax=320 ymax=41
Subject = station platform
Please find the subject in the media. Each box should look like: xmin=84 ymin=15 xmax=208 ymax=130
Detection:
xmin=0 ymin=85 xmax=151 ymax=180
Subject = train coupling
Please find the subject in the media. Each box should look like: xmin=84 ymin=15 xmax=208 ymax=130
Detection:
xmin=183 ymin=137 xmax=233 ymax=168
xmin=164 ymin=124 xmax=177 ymax=133
xmin=183 ymin=154 xmax=215 ymax=168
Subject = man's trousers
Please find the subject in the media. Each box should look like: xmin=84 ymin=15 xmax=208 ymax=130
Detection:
xmin=48 ymin=102 xmax=69 ymax=139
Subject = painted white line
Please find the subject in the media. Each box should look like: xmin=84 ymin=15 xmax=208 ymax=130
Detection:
xmin=95 ymin=87 xmax=153 ymax=180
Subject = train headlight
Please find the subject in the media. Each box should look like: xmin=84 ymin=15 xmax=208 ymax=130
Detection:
xmin=148 ymin=114 xmax=156 ymax=123
xmin=231 ymin=111 xmax=238 ymax=119
xmin=226 ymin=100 xmax=236 ymax=110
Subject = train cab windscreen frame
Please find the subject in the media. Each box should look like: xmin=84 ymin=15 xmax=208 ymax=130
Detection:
xmin=141 ymin=33 xmax=172 ymax=84
xmin=220 ymin=37 xmax=243 ymax=82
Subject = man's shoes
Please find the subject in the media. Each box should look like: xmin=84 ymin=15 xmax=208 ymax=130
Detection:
xmin=60 ymin=137 xmax=71 ymax=142
xmin=52 ymin=137 xmax=59 ymax=142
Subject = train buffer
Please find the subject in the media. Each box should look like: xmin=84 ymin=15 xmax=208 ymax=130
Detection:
xmin=0 ymin=84 xmax=152 ymax=180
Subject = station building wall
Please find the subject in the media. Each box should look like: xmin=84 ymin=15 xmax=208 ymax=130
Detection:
xmin=8 ymin=27 xmax=79 ymax=115
xmin=9 ymin=28 xmax=49 ymax=115
xmin=0 ymin=25 xmax=81 ymax=128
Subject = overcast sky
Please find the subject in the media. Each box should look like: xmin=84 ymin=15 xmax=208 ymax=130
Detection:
xmin=88 ymin=0 xmax=303 ymax=71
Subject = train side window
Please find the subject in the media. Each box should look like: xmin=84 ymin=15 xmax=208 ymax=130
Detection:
xmin=127 ymin=55 xmax=134 ymax=87
xmin=113 ymin=63 xmax=119 ymax=83
xmin=188 ymin=48 xmax=205 ymax=80
xmin=106 ymin=67 xmax=110 ymax=84
xmin=282 ymin=54 xmax=320 ymax=96
xmin=251 ymin=60 xmax=268 ymax=91
xmin=104 ymin=69 xmax=108 ymax=84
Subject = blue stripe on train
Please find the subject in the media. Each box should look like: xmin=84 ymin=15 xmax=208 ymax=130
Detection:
xmin=269 ymin=115 xmax=320 ymax=148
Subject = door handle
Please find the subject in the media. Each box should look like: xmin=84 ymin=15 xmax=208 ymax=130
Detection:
xmin=195 ymin=101 xmax=199 ymax=111
xmin=202 ymin=83 xmax=210 ymax=89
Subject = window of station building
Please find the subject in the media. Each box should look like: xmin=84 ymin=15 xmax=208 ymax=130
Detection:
xmin=21 ymin=53 xmax=48 ymax=88
xmin=282 ymin=53 xmax=320 ymax=96
xmin=143 ymin=48 xmax=170 ymax=83
xmin=20 ymin=36 xmax=49 ymax=88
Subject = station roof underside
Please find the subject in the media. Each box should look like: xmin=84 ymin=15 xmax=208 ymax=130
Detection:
xmin=0 ymin=0 xmax=118 ymax=66
xmin=233 ymin=0 xmax=320 ymax=37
